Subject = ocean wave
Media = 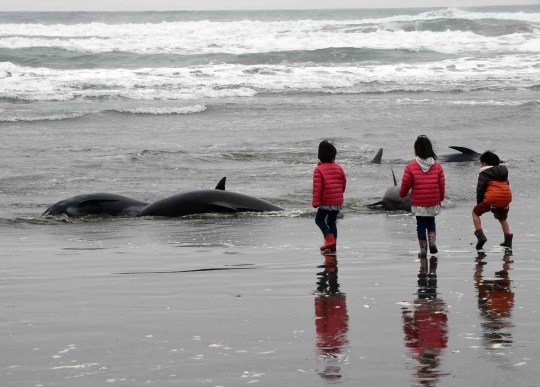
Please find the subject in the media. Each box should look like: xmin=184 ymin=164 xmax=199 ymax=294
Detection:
xmin=377 ymin=18 xmax=535 ymax=36
xmin=0 ymin=112 xmax=91 ymax=122
xmin=0 ymin=47 xmax=453 ymax=70
xmin=394 ymin=98 xmax=540 ymax=106
xmin=1 ymin=55 xmax=539 ymax=100
xmin=0 ymin=105 xmax=208 ymax=122
xmin=0 ymin=16 xmax=539 ymax=56
xmin=111 ymin=104 xmax=207 ymax=114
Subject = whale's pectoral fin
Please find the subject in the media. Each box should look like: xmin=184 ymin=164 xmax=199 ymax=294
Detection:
xmin=449 ymin=146 xmax=477 ymax=154
xmin=371 ymin=148 xmax=383 ymax=164
xmin=41 ymin=204 xmax=56 ymax=216
xmin=215 ymin=177 xmax=226 ymax=191
xmin=366 ymin=201 xmax=384 ymax=208
xmin=211 ymin=202 xmax=241 ymax=212
xmin=78 ymin=199 xmax=119 ymax=207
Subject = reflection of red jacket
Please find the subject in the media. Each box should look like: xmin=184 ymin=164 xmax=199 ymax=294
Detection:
xmin=402 ymin=301 xmax=448 ymax=354
xmin=399 ymin=160 xmax=445 ymax=207
xmin=312 ymin=162 xmax=346 ymax=207
xmin=477 ymin=279 xmax=514 ymax=319
xmin=315 ymin=294 xmax=348 ymax=352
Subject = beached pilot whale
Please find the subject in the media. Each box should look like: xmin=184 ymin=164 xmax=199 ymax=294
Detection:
xmin=137 ymin=177 xmax=284 ymax=217
xmin=440 ymin=146 xmax=481 ymax=163
xmin=367 ymin=168 xmax=411 ymax=211
xmin=42 ymin=193 xmax=149 ymax=217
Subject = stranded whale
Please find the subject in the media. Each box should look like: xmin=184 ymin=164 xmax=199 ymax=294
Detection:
xmin=367 ymin=168 xmax=411 ymax=211
xmin=439 ymin=146 xmax=481 ymax=162
xmin=137 ymin=177 xmax=284 ymax=217
xmin=42 ymin=193 xmax=149 ymax=217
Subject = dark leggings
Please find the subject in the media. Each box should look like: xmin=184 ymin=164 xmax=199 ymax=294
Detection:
xmin=416 ymin=216 xmax=436 ymax=240
xmin=315 ymin=208 xmax=339 ymax=238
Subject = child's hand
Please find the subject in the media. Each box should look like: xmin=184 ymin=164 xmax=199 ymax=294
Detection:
xmin=400 ymin=197 xmax=405 ymax=202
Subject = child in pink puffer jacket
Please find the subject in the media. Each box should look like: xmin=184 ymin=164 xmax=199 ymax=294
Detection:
xmin=399 ymin=135 xmax=446 ymax=258
xmin=313 ymin=140 xmax=347 ymax=252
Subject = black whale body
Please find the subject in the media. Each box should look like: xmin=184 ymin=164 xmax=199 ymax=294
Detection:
xmin=42 ymin=193 xmax=149 ymax=217
xmin=137 ymin=189 xmax=284 ymax=217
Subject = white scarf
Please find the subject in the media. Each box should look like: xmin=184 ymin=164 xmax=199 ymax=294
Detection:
xmin=415 ymin=156 xmax=435 ymax=172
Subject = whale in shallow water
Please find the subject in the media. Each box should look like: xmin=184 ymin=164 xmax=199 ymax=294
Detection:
xmin=42 ymin=193 xmax=149 ymax=217
xmin=367 ymin=168 xmax=411 ymax=211
xmin=439 ymin=146 xmax=481 ymax=163
xmin=137 ymin=177 xmax=284 ymax=217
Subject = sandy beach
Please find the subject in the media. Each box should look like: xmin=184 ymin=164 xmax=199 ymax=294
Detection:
xmin=2 ymin=206 xmax=539 ymax=386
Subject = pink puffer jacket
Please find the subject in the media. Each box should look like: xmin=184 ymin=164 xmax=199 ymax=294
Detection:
xmin=312 ymin=161 xmax=347 ymax=207
xmin=399 ymin=160 xmax=445 ymax=207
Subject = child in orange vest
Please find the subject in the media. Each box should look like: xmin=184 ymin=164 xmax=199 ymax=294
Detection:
xmin=473 ymin=151 xmax=513 ymax=251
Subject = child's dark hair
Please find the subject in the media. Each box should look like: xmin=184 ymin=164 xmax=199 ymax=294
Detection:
xmin=414 ymin=135 xmax=437 ymax=160
xmin=318 ymin=140 xmax=337 ymax=163
xmin=480 ymin=151 xmax=500 ymax=166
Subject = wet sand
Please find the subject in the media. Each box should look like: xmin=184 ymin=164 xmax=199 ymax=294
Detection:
xmin=2 ymin=206 xmax=539 ymax=387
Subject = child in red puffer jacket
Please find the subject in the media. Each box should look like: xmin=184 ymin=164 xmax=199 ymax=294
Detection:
xmin=399 ymin=135 xmax=446 ymax=258
xmin=312 ymin=140 xmax=347 ymax=252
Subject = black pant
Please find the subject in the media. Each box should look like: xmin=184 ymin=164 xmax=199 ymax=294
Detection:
xmin=315 ymin=208 xmax=339 ymax=238
xmin=416 ymin=216 xmax=435 ymax=240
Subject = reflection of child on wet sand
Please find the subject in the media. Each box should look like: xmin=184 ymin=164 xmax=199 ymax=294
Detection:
xmin=402 ymin=257 xmax=448 ymax=384
xmin=473 ymin=151 xmax=513 ymax=251
xmin=314 ymin=255 xmax=349 ymax=381
xmin=474 ymin=253 xmax=514 ymax=349
xmin=312 ymin=140 xmax=347 ymax=252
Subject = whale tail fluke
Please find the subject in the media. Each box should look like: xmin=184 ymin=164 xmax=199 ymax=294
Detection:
xmin=391 ymin=167 xmax=397 ymax=186
xmin=371 ymin=148 xmax=383 ymax=164
xmin=215 ymin=177 xmax=226 ymax=190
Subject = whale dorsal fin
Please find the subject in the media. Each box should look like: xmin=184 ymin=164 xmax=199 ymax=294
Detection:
xmin=391 ymin=167 xmax=397 ymax=186
xmin=449 ymin=146 xmax=477 ymax=155
xmin=215 ymin=177 xmax=226 ymax=190
xmin=371 ymin=148 xmax=383 ymax=164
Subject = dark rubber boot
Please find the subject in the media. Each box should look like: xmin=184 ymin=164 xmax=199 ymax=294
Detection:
xmin=500 ymin=234 xmax=513 ymax=249
xmin=475 ymin=229 xmax=487 ymax=251
xmin=418 ymin=240 xmax=427 ymax=259
xmin=428 ymin=232 xmax=438 ymax=254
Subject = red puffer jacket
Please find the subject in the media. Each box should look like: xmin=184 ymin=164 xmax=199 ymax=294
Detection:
xmin=399 ymin=160 xmax=445 ymax=207
xmin=312 ymin=161 xmax=346 ymax=207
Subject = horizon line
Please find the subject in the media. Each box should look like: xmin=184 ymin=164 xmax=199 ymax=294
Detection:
xmin=1 ymin=3 xmax=536 ymax=13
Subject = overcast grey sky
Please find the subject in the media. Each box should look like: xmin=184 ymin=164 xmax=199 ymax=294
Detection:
xmin=3 ymin=0 xmax=536 ymax=12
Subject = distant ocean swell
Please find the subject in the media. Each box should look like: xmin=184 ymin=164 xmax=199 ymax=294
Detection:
xmin=1 ymin=22 xmax=539 ymax=56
